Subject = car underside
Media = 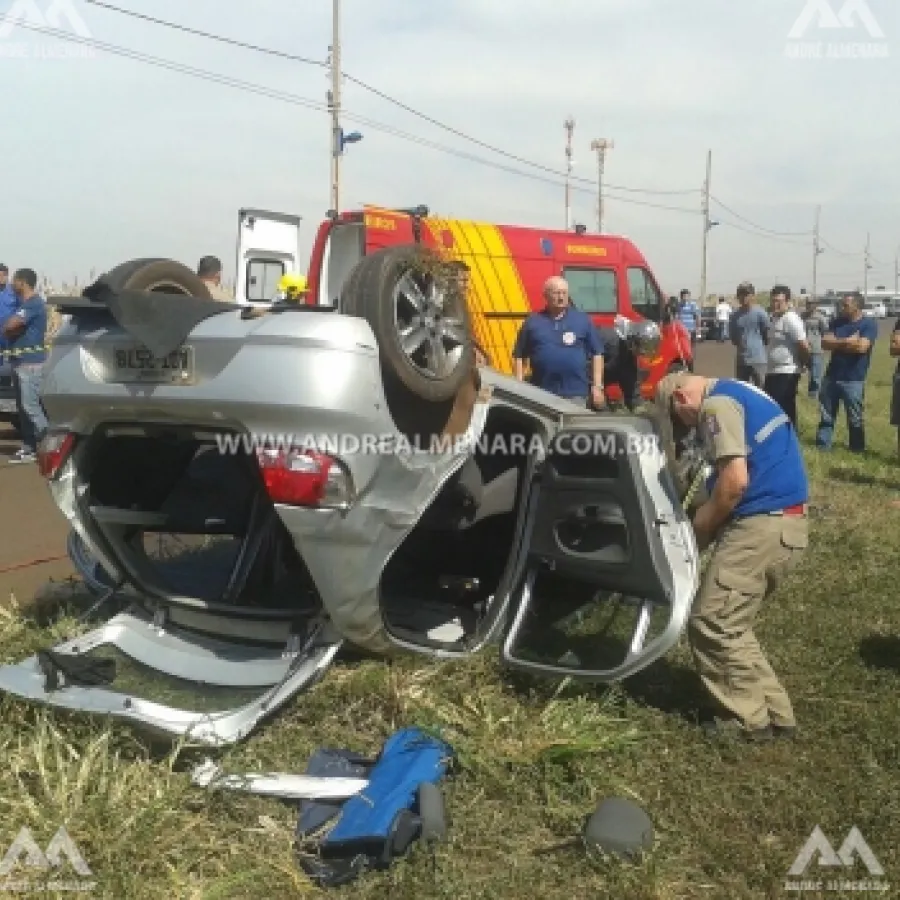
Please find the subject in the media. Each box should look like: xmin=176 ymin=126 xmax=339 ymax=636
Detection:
xmin=0 ymin=254 xmax=701 ymax=746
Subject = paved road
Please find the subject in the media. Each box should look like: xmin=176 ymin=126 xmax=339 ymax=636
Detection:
xmin=0 ymin=319 xmax=894 ymax=606
xmin=0 ymin=423 xmax=75 ymax=605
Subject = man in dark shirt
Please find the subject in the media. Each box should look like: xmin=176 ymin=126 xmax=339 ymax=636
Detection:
xmin=2 ymin=268 xmax=50 ymax=463
xmin=0 ymin=264 xmax=17 ymax=356
xmin=815 ymin=291 xmax=879 ymax=453
xmin=512 ymin=275 xmax=605 ymax=407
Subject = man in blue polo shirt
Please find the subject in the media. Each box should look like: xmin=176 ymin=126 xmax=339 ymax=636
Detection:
xmin=815 ymin=291 xmax=878 ymax=453
xmin=512 ymin=275 xmax=605 ymax=408
xmin=2 ymin=268 xmax=49 ymax=464
xmin=655 ymin=372 xmax=809 ymax=741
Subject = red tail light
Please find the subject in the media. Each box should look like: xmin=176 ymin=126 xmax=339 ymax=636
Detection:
xmin=256 ymin=449 xmax=354 ymax=509
xmin=38 ymin=431 xmax=77 ymax=480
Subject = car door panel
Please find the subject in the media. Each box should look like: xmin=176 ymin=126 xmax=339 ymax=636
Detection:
xmin=501 ymin=414 xmax=699 ymax=682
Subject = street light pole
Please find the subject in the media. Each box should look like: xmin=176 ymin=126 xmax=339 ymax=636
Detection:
xmin=812 ymin=205 xmax=824 ymax=302
xmin=864 ymin=232 xmax=871 ymax=299
xmin=590 ymin=138 xmax=614 ymax=233
xmin=564 ymin=117 xmax=575 ymax=231
xmin=328 ymin=0 xmax=342 ymax=213
xmin=700 ymin=150 xmax=712 ymax=304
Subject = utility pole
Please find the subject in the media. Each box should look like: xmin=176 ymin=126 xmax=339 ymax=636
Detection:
xmin=327 ymin=0 xmax=342 ymax=213
xmin=894 ymin=247 xmax=899 ymax=295
xmin=699 ymin=150 xmax=712 ymax=304
xmin=590 ymin=138 xmax=614 ymax=233
xmin=564 ymin=116 xmax=575 ymax=231
xmin=812 ymin=205 xmax=824 ymax=302
xmin=864 ymin=232 xmax=871 ymax=299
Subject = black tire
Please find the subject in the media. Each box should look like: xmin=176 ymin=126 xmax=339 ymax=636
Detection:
xmin=98 ymin=258 xmax=165 ymax=290
xmin=341 ymin=246 xmax=474 ymax=403
xmin=417 ymin=782 xmax=448 ymax=843
xmin=102 ymin=258 xmax=212 ymax=299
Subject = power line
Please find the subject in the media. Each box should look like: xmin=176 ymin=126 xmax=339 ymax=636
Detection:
xmin=819 ymin=237 xmax=858 ymax=258
xmin=13 ymin=22 xmax=700 ymax=214
xmin=710 ymin=195 xmax=814 ymax=237
xmin=717 ymin=221 xmax=809 ymax=246
xmin=83 ymin=0 xmax=699 ymax=197
xmin=84 ymin=0 xmax=329 ymax=68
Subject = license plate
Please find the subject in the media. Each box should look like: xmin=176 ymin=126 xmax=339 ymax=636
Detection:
xmin=111 ymin=346 xmax=194 ymax=384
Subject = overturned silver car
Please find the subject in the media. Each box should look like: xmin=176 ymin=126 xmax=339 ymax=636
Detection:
xmin=0 ymin=252 xmax=700 ymax=746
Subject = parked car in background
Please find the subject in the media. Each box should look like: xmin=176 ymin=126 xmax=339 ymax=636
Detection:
xmin=698 ymin=304 xmax=717 ymax=340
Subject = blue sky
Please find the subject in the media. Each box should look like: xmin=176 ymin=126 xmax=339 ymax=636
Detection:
xmin=2 ymin=0 xmax=899 ymax=295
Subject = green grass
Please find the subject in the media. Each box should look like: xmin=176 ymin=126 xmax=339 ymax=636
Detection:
xmin=1 ymin=345 xmax=899 ymax=899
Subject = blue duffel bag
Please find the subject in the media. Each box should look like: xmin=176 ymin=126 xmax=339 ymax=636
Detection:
xmin=296 ymin=726 xmax=453 ymax=886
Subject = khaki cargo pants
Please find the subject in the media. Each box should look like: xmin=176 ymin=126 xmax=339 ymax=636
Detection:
xmin=688 ymin=512 xmax=809 ymax=730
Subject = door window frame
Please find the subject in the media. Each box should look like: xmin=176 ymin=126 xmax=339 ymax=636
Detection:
xmin=626 ymin=266 xmax=663 ymax=323
xmin=245 ymin=258 xmax=285 ymax=303
xmin=561 ymin=266 xmax=619 ymax=315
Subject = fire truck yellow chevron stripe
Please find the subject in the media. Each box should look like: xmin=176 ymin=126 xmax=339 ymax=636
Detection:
xmin=426 ymin=217 xmax=498 ymax=367
xmin=445 ymin=220 xmax=503 ymax=364
xmin=456 ymin=221 xmax=530 ymax=375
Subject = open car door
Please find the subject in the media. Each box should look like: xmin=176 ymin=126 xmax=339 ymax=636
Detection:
xmin=501 ymin=413 xmax=700 ymax=682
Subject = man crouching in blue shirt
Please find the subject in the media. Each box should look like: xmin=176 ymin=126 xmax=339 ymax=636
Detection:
xmin=656 ymin=372 xmax=809 ymax=741
xmin=512 ymin=276 xmax=605 ymax=408
xmin=2 ymin=268 xmax=50 ymax=464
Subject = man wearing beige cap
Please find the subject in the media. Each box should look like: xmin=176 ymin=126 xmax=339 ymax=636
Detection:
xmin=654 ymin=371 xmax=809 ymax=741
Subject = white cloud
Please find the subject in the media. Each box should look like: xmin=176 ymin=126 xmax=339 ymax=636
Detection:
xmin=2 ymin=0 xmax=897 ymax=294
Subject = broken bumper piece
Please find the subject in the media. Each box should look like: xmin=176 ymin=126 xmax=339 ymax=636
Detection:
xmin=0 ymin=606 xmax=341 ymax=746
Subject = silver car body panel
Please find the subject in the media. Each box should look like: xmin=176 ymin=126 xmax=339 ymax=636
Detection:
xmin=0 ymin=605 xmax=342 ymax=745
xmin=191 ymin=758 xmax=368 ymax=800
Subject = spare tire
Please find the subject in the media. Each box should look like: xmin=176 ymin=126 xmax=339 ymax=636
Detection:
xmin=102 ymin=258 xmax=212 ymax=299
xmin=341 ymin=246 xmax=474 ymax=403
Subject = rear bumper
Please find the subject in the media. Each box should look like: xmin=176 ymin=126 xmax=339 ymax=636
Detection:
xmin=0 ymin=605 xmax=342 ymax=746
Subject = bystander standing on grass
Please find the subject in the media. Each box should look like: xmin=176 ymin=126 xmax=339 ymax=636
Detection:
xmin=816 ymin=292 xmax=878 ymax=453
xmin=764 ymin=285 xmax=809 ymax=431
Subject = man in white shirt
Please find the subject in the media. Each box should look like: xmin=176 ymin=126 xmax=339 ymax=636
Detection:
xmin=764 ymin=285 xmax=810 ymax=431
xmin=715 ymin=296 xmax=731 ymax=343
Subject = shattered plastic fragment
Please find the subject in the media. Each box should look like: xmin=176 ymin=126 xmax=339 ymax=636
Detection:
xmin=191 ymin=758 xmax=368 ymax=800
